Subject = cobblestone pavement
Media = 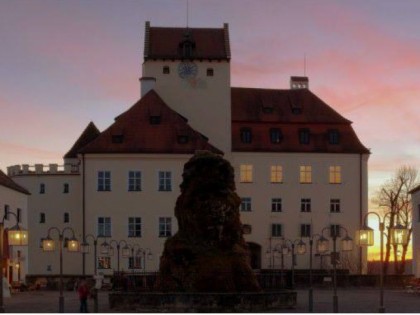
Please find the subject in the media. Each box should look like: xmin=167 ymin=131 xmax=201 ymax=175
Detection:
xmin=3 ymin=288 xmax=420 ymax=313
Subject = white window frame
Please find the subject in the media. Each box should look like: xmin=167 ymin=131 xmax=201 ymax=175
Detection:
xmin=301 ymin=198 xmax=311 ymax=212
xmin=128 ymin=171 xmax=142 ymax=191
xmin=271 ymin=198 xmax=282 ymax=212
xmin=240 ymin=197 xmax=252 ymax=212
xmin=97 ymin=171 xmax=111 ymax=191
xmin=271 ymin=224 xmax=283 ymax=237
xmin=330 ymin=199 xmax=341 ymax=213
xmin=128 ymin=217 xmax=142 ymax=237
xmin=159 ymin=217 xmax=172 ymax=237
xmin=98 ymin=217 xmax=111 ymax=237
xmin=158 ymin=171 xmax=172 ymax=191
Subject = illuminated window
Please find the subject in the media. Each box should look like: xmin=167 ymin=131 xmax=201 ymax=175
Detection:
xmin=98 ymin=257 xmax=111 ymax=269
xmin=270 ymin=165 xmax=283 ymax=183
xmin=240 ymin=164 xmax=253 ymax=183
xmin=329 ymin=166 xmax=342 ymax=184
xmin=300 ymin=166 xmax=312 ymax=183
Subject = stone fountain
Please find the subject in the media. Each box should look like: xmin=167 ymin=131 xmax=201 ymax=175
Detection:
xmin=109 ymin=151 xmax=296 ymax=312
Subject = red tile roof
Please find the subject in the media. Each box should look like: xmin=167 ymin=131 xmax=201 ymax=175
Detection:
xmin=0 ymin=170 xmax=30 ymax=195
xmin=231 ymin=87 xmax=369 ymax=154
xmin=79 ymin=90 xmax=223 ymax=155
xmin=144 ymin=22 xmax=230 ymax=61
xmin=64 ymin=122 xmax=100 ymax=159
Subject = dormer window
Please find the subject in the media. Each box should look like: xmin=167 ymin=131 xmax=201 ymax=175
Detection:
xmin=206 ymin=68 xmax=214 ymax=76
xmin=177 ymin=135 xmax=189 ymax=144
xmin=292 ymin=108 xmax=302 ymax=115
xmin=240 ymin=128 xmax=252 ymax=144
xmin=179 ymin=31 xmax=196 ymax=59
xmin=112 ymin=135 xmax=124 ymax=144
xmin=163 ymin=66 xmax=170 ymax=74
xmin=270 ymin=128 xmax=282 ymax=144
xmin=328 ymin=129 xmax=340 ymax=145
xmin=262 ymin=106 xmax=274 ymax=114
xmin=150 ymin=115 xmax=161 ymax=125
xmin=299 ymin=129 xmax=310 ymax=144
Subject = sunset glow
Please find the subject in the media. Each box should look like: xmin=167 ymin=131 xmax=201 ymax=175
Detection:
xmin=1 ymin=1 xmax=419 ymax=242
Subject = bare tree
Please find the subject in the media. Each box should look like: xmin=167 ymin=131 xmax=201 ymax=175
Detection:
xmin=373 ymin=166 xmax=418 ymax=275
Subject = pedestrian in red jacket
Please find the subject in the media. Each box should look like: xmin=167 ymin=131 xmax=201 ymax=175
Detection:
xmin=77 ymin=279 xmax=89 ymax=313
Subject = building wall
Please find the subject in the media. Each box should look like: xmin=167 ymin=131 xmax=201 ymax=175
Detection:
xmin=12 ymin=169 xmax=83 ymax=276
xmin=411 ymin=190 xmax=420 ymax=277
xmin=232 ymin=152 xmax=369 ymax=271
xmin=0 ymin=185 xmax=28 ymax=283
xmin=142 ymin=60 xmax=231 ymax=154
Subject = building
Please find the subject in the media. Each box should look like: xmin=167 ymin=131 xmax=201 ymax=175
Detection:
xmin=410 ymin=185 xmax=420 ymax=277
xmin=7 ymin=22 xmax=370 ymax=278
xmin=0 ymin=170 xmax=29 ymax=284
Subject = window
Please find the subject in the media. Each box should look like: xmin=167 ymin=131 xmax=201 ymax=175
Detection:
xmin=270 ymin=165 xmax=283 ymax=183
xmin=242 ymin=224 xmax=252 ymax=234
xmin=158 ymin=171 xmax=172 ymax=191
xmin=271 ymin=224 xmax=283 ymax=237
xmin=300 ymin=224 xmax=311 ymax=237
xmin=159 ymin=217 xmax=172 ymax=237
xmin=98 ymin=217 xmax=111 ymax=237
xmin=328 ymin=129 xmax=340 ymax=144
xmin=40 ymin=212 xmax=46 ymax=223
xmin=17 ymin=208 xmax=22 ymax=223
xmin=330 ymin=224 xmax=341 ymax=238
xmin=149 ymin=115 xmax=161 ymax=125
xmin=240 ymin=128 xmax=252 ymax=143
xmin=270 ymin=128 xmax=282 ymax=144
xmin=128 ymin=171 xmax=142 ymax=191
xmin=128 ymin=217 xmax=142 ymax=237
xmin=301 ymin=198 xmax=311 ymax=212
xmin=4 ymin=205 xmax=9 ymax=220
xmin=240 ymin=197 xmax=252 ymax=212
xmin=63 ymin=183 xmax=69 ymax=193
xmin=40 ymin=183 xmax=45 ymax=194
xmin=299 ymin=129 xmax=310 ymax=144
xmin=97 ymin=171 xmax=111 ymax=191
xmin=64 ymin=212 xmax=70 ymax=223
xmin=300 ymin=166 xmax=312 ymax=183
xmin=206 ymin=68 xmax=214 ymax=76
xmin=98 ymin=257 xmax=111 ymax=269
xmin=163 ymin=66 xmax=170 ymax=74
xmin=240 ymin=164 xmax=253 ymax=183
xmin=329 ymin=166 xmax=342 ymax=184
xmin=128 ymin=256 xmax=142 ymax=269
xmin=271 ymin=198 xmax=282 ymax=212
xmin=330 ymin=199 xmax=341 ymax=213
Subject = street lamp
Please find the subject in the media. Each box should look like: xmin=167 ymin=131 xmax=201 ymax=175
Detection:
xmin=80 ymin=234 xmax=105 ymax=313
xmin=282 ymin=238 xmax=306 ymax=289
xmin=42 ymin=226 xmax=80 ymax=313
xmin=307 ymin=233 xmax=322 ymax=313
xmin=317 ymin=225 xmax=353 ymax=313
xmin=0 ymin=212 xmax=28 ymax=313
xmin=103 ymin=240 xmax=127 ymax=274
xmin=356 ymin=211 xmax=408 ymax=313
xmin=137 ymin=248 xmax=152 ymax=288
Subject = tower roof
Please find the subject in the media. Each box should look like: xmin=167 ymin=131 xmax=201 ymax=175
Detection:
xmin=79 ymin=90 xmax=223 ymax=155
xmin=144 ymin=22 xmax=230 ymax=61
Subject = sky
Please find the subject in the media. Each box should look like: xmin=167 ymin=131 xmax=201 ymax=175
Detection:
xmin=1 ymin=0 xmax=419 ymax=257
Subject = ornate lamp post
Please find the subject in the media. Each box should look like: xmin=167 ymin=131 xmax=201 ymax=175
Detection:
xmin=100 ymin=239 xmax=127 ymax=274
xmin=137 ymin=248 xmax=152 ymax=288
xmin=282 ymin=238 xmax=306 ymax=289
xmin=317 ymin=225 xmax=353 ymax=313
xmin=356 ymin=211 xmax=408 ymax=313
xmin=80 ymin=234 xmax=105 ymax=313
xmin=307 ymin=233 xmax=322 ymax=312
xmin=42 ymin=226 xmax=80 ymax=313
xmin=0 ymin=212 xmax=28 ymax=313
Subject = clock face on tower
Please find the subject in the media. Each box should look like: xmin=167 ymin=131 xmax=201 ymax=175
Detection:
xmin=177 ymin=62 xmax=198 ymax=79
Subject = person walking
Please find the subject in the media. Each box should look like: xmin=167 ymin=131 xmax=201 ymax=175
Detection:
xmin=77 ymin=278 xmax=89 ymax=313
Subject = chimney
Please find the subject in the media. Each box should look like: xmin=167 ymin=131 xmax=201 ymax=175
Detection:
xmin=140 ymin=76 xmax=156 ymax=98
xmin=290 ymin=76 xmax=309 ymax=89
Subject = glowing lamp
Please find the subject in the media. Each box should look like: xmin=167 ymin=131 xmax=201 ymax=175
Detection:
xmin=42 ymin=237 xmax=55 ymax=252
xmin=355 ymin=226 xmax=374 ymax=247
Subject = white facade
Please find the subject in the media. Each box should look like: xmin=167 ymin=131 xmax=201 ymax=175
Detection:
xmin=0 ymin=178 xmax=29 ymax=283
xmin=7 ymin=22 xmax=370 ymax=278
xmin=411 ymin=187 xmax=420 ymax=277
